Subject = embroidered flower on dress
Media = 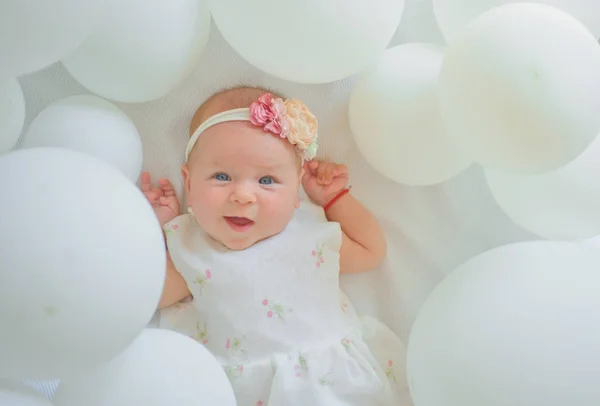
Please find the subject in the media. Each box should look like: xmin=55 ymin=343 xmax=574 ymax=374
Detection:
xmin=190 ymin=321 xmax=209 ymax=345
xmin=312 ymin=243 xmax=325 ymax=267
xmin=193 ymin=269 xmax=212 ymax=294
xmin=385 ymin=360 xmax=398 ymax=384
xmin=341 ymin=338 xmax=353 ymax=350
xmin=249 ymin=93 xmax=318 ymax=161
xmin=225 ymin=365 xmax=245 ymax=381
xmin=262 ymin=297 xmax=292 ymax=321
xmin=294 ymin=353 xmax=309 ymax=378
xmin=225 ymin=336 xmax=247 ymax=357
xmin=163 ymin=222 xmax=179 ymax=234
xmin=318 ymin=371 xmax=334 ymax=386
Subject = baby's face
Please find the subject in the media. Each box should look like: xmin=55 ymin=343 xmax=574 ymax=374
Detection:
xmin=183 ymin=121 xmax=302 ymax=250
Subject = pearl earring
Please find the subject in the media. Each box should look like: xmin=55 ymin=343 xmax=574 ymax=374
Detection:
xmin=187 ymin=206 xmax=194 ymax=217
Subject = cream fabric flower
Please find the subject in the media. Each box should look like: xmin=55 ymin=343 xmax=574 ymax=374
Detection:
xmin=284 ymin=99 xmax=318 ymax=150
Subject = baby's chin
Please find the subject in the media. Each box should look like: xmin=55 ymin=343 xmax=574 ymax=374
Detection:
xmin=214 ymin=230 xmax=283 ymax=251
xmin=221 ymin=238 xmax=255 ymax=251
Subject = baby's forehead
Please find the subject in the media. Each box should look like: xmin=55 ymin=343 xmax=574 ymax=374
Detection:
xmin=194 ymin=122 xmax=298 ymax=168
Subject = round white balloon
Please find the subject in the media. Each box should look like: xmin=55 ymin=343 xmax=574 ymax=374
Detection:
xmin=485 ymin=134 xmax=600 ymax=240
xmin=407 ymin=241 xmax=600 ymax=406
xmin=62 ymin=0 xmax=210 ymax=103
xmin=349 ymin=43 xmax=472 ymax=186
xmin=0 ymin=380 xmax=53 ymax=406
xmin=209 ymin=0 xmax=405 ymax=83
xmin=433 ymin=0 xmax=600 ymax=42
xmin=438 ymin=3 xmax=600 ymax=174
xmin=21 ymin=95 xmax=142 ymax=182
xmin=0 ymin=148 xmax=165 ymax=380
xmin=54 ymin=329 xmax=237 ymax=406
xmin=0 ymin=0 xmax=106 ymax=79
xmin=0 ymin=78 xmax=25 ymax=153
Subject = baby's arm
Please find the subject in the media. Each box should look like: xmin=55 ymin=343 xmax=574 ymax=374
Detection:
xmin=302 ymin=161 xmax=387 ymax=274
xmin=326 ymin=194 xmax=387 ymax=274
xmin=158 ymin=253 xmax=191 ymax=308
xmin=141 ymin=172 xmax=191 ymax=309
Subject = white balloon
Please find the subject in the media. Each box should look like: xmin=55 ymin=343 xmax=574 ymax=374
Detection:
xmin=433 ymin=0 xmax=600 ymax=42
xmin=0 ymin=148 xmax=165 ymax=380
xmin=0 ymin=380 xmax=53 ymax=406
xmin=209 ymin=0 xmax=405 ymax=83
xmin=54 ymin=329 xmax=237 ymax=406
xmin=485 ymin=134 xmax=600 ymax=240
xmin=0 ymin=0 xmax=106 ymax=79
xmin=438 ymin=3 xmax=600 ymax=174
xmin=0 ymin=78 xmax=25 ymax=153
xmin=21 ymin=95 xmax=142 ymax=182
xmin=407 ymin=241 xmax=600 ymax=406
xmin=349 ymin=43 xmax=472 ymax=186
xmin=62 ymin=0 xmax=210 ymax=103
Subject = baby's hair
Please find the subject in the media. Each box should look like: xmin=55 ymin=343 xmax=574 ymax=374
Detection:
xmin=190 ymin=85 xmax=285 ymax=137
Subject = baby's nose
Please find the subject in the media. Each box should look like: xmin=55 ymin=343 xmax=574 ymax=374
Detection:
xmin=231 ymin=184 xmax=256 ymax=204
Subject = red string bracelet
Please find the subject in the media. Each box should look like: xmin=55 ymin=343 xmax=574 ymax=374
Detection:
xmin=324 ymin=186 xmax=351 ymax=212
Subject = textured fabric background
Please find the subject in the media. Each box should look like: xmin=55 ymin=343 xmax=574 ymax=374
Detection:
xmin=19 ymin=0 xmax=538 ymax=398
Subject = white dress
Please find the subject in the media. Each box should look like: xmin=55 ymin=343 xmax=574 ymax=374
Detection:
xmin=159 ymin=203 xmax=411 ymax=406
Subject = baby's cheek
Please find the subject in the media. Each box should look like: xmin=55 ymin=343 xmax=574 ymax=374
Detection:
xmin=192 ymin=186 xmax=228 ymax=212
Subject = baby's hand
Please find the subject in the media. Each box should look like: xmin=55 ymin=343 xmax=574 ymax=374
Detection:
xmin=302 ymin=160 xmax=349 ymax=207
xmin=140 ymin=172 xmax=180 ymax=227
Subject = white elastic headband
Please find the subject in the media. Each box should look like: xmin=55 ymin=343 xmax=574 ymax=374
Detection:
xmin=185 ymin=108 xmax=250 ymax=161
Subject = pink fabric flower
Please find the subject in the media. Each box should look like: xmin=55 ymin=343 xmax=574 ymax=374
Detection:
xmin=388 ymin=360 xmax=393 ymax=367
xmin=205 ymin=269 xmax=212 ymax=279
xmin=267 ymin=310 xmax=273 ymax=318
xmin=226 ymin=339 xmax=230 ymax=350
xmin=172 ymin=224 xmax=179 ymax=230
xmin=249 ymin=93 xmax=276 ymax=125
xmin=262 ymin=298 xmax=269 ymax=306
xmin=249 ymin=93 xmax=289 ymax=137
xmin=257 ymin=402 xmax=263 ymax=406
xmin=202 ymin=340 xmax=208 ymax=345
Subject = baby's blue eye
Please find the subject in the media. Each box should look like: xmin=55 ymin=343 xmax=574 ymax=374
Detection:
xmin=215 ymin=173 xmax=230 ymax=181
xmin=259 ymin=176 xmax=275 ymax=185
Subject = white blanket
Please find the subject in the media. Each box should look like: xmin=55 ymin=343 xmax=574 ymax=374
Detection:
xmin=20 ymin=0 xmax=537 ymax=397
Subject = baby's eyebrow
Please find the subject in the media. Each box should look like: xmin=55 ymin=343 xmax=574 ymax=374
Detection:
xmin=257 ymin=162 xmax=284 ymax=170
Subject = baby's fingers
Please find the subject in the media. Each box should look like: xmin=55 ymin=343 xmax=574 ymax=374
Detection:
xmin=151 ymin=186 xmax=164 ymax=198
xmin=140 ymin=172 xmax=153 ymax=193
xmin=333 ymin=164 xmax=348 ymax=177
xmin=304 ymin=160 xmax=319 ymax=176
xmin=159 ymin=178 xmax=176 ymax=197
xmin=317 ymin=163 xmax=335 ymax=185
xmin=160 ymin=195 xmax=179 ymax=207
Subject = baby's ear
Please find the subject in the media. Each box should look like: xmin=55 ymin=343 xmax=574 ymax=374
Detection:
xmin=181 ymin=164 xmax=192 ymax=197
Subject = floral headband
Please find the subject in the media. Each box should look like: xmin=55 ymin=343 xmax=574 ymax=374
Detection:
xmin=186 ymin=93 xmax=319 ymax=162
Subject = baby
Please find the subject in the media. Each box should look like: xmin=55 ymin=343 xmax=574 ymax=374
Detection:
xmin=141 ymin=87 xmax=409 ymax=406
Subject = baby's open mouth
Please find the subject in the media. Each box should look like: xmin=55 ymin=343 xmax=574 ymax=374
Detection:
xmin=224 ymin=216 xmax=255 ymax=232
